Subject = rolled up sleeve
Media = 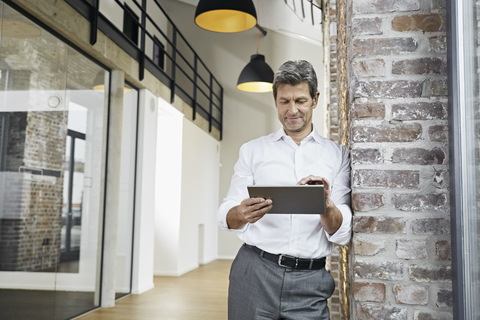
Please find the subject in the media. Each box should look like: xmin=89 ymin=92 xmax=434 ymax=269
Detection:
xmin=325 ymin=147 xmax=352 ymax=245
xmin=216 ymin=144 xmax=254 ymax=232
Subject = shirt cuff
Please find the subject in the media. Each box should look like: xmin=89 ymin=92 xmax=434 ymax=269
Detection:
xmin=324 ymin=203 xmax=352 ymax=245
xmin=217 ymin=200 xmax=249 ymax=232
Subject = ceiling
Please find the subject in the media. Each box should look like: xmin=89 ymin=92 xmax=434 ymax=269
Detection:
xmin=176 ymin=0 xmax=324 ymax=45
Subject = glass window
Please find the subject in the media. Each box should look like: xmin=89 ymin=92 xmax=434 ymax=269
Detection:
xmin=0 ymin=2 xmax=108 ymax=318
xmin=123 ymin=4 xmax=139 ymax=45
xmin=153 ymin=37 xmax=165 ymax=70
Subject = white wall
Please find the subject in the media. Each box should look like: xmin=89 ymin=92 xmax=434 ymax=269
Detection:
xmin=154 ymin=98 xmax=220 ymax=276
xmin=180 ymin=119 xmax=220 ymax=266
xmin=132 ymin=89 xmax=158 ymax=294
xmin=161 ymin=0 xmax=325 ymax=258
xmin=154 ymin=100 xmax=184 ymax=275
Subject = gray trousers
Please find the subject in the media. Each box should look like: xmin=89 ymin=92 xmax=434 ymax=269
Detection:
xmin=228 ymin=244 xmax=335 ymax=320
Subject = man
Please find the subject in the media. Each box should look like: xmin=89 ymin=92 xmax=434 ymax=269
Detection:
xmin=217 ymin=60 xmax=352 ymax=320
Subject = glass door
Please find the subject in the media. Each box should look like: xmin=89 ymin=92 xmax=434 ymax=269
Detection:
xmin=0 ymin=2 xmax=109 ymax=319
xmin=61 ymin=128 xmax=86 ymax=265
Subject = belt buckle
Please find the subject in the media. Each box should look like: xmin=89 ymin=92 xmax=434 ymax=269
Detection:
xmin=278 ymin=254 xmax=298 ymax=268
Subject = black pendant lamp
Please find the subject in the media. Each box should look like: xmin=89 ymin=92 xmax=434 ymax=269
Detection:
xmin=236 ymin=0 xmax=273 ymax=93
xmin=237 ymin=54 xmax=274 ymax=93
xmin=195 ymin=0 xmax=257 ymax=33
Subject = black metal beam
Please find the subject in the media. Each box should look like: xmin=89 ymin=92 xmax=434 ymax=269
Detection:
xmin=90 ymin=0 xmax=99 ymax=45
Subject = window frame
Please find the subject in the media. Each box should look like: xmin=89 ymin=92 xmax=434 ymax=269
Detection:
xmin=153 ymin=36 xmax=165 ymax=70
xmin=123 ymin=3 xmax=139 ymax=46
xmin=447 ymin=0 xmax=480 ymax=318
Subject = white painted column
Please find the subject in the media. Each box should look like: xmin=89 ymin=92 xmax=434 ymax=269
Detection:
xmin=101 ymin=70 xmax=124 ymax=307
xmin=131 ymin=89 xmax=158 ymax=294
xmin=153 ymin=99 xmax=184 ymax=276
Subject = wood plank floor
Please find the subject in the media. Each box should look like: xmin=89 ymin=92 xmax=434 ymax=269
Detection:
xmin=77 ymin=259 xmax=232 ymax=320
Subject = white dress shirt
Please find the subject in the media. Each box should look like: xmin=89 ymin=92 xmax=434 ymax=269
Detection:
xmin=217 ymin=127 xmax=352 ymax=259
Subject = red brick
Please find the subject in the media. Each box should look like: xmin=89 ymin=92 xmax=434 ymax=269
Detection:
xmin=352 ymin=103 xmax=385 ymax=119
xmin=435 ymin=241 xmax=451 ymax=261
xmin=392 ymin=58 xmax=446 ymax=75
xmin=353 ymin=38 xmax=418 ymax=57
xmin=392 ymin=14 xmax=442 ymax=32
xmin=355 ymin=303 xmax=407 ymax=320
xmin=354 ymin=261 xmax=404 ymax=280
xmin=409 ymin=265 xmax=452 ymax=282
xmin=353 ymin=216 xmax=406 ymax=234
xmin=424 ymin=80 xmax=448 ymax=97
xmin=411 ymin=218 xmax=450 ymax=235
xmin=351 ymin=148 xmax=383 ymax=165
xmin=415 ymin=311 xmax=454 ymax=320
xmin=429 ymin=36 xmax=447 ymax=53
xmin=394 ymin=284 xmax=428 ymax=305
xmin=353 ymin=169 xmax=419 ymax=189
xmin=353 ymin=238 xmax=385 ymax=256
xmin=396 ymin=240 xmax=427 ymax=260
xmin=352 ymin=123 xmax=422 ymax=143
xmin=392 ymin=102 xmax=446 ymax=121
xmin=393 ymin=193 xmax=448 ymax=212
xmin=353 ymin=0 xmax=419 ymax=14
xmin=428 ymin=125 xmax=449 ymax=142
xmin=437 ymin=289 xmax=453 ymax=308
xmin=353 ymin=17 xmax=383 ymax=35
xmin=353 ymin=59 xmax=386 ymax=77
xmin=392 ymin=148 xmax=445 ymax=165
xmin=353 ymin=282 xmax=386 ymax=302
xmin=432 ymin=0 xmax=446 ymax=10
xmin=355 ymin=80 xmax=423 ymax=98
xmin=352 ymin=193 xmax=384 ymax=211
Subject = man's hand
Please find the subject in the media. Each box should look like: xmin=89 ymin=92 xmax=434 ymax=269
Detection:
xmin=226 ymin=198 xmax=273 ymax=230
xmin=297 ymin=175 xmax=342 ymax=235
xmin=297 ymin=175 xmax=333 ymax=208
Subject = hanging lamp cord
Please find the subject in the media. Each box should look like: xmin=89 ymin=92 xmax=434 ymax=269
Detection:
xmin=256 ymin=0 xmax=260 ymax=54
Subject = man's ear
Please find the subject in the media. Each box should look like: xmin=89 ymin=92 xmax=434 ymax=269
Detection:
xmin=313 ymin=91 xmax=320 ymax=109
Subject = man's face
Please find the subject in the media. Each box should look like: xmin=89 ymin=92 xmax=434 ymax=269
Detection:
xmin=274 ymin=83 xmax=319 ymax=134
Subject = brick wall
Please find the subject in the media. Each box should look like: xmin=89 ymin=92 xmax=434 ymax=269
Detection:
xmin=0 ymin=111 xmax=67 ymax=271
xmin=345 ymin=0 xmax=452 ymax=319
xmin=329 ymin=0 xmax=339 ymax=144
xmin=326 ymin=0 xmax=343 ymax=318
xmin=4 ymin=112 xmax=27 ymax=171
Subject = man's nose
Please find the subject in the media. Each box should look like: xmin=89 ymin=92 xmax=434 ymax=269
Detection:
xmin=287 ymin=102 xmax=298 ymax=114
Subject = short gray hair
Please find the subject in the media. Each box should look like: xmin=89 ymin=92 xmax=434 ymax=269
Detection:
xmin=272 ymin=60 xmax=318 ymax=99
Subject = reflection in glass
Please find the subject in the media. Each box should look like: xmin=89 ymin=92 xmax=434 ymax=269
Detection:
xmin=0 ymin=2 xmax=108 ymax=319
xmin=60 ymin=120 xmax=87 ymax=270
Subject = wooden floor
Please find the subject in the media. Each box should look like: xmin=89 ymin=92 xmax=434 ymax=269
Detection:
xmin=77 ymin=259 xmax=232 ymax=320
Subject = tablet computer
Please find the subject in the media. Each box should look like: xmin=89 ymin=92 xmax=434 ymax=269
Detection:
xmin=247 ymin=185 xmax=326 ymax=214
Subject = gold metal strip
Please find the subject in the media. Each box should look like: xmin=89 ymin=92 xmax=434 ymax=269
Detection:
xmin=336 ymin=0 xmax=351 ymax=318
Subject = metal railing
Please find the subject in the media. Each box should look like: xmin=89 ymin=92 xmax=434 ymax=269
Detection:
xmin=65 ymin=0 xmax=223 ymax=139
xmin=284 ymin=0 xmax=323 ymax=25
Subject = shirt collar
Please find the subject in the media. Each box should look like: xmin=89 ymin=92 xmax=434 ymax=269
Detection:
xmin=268 ymin=125 xmax=325 ymax=146
xmin=269 ymin=127 xmax=286 ymax=142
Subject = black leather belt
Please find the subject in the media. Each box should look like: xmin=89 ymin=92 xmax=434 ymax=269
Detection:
xmin=246 ymin=244 xmax=326 ymax=270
